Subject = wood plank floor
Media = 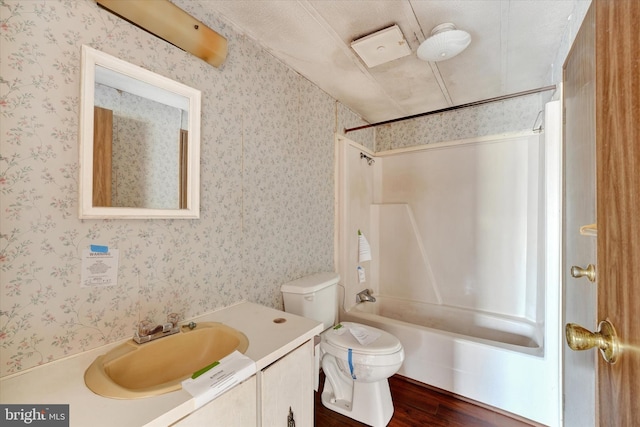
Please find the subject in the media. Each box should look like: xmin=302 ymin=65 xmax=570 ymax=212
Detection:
xmin=315 ymin=373 xmax=534 ymax=427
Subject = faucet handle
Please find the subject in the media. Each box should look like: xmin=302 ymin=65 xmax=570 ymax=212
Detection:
xmin=167 ymin=313 xmax=179 ymax=327
xmin=136 ymin=314 xmax=179 ymax=338
xmin=137 ymin=320 xmax=153 ymax=336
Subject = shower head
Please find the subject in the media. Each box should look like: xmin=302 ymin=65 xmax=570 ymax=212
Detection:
xmin=360 ymin=152 xmax=375 ymax=166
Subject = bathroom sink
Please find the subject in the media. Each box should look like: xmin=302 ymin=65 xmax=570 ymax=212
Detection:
xmin=84 ymin=322 xmax=249 ymax=399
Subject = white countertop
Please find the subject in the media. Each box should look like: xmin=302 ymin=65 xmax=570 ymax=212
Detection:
xmin=0 ymin=301 xmax=323 ymax=427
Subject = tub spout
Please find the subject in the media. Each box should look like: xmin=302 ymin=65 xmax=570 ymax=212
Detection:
xmin=356 ymin=289 xmax=376 ymax=303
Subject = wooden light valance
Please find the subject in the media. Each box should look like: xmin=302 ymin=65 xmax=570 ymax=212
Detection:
xmin=97 ymin=0 xmax=228 ymax=68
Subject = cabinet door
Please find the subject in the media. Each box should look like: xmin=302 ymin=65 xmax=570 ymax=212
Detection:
xmin=172 ymin=376 xmax=256 ymax=427
xmin=259 ymin=341 xmax=314 ymax=426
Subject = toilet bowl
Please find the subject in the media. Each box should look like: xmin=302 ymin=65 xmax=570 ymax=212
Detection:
xmin=320 ymin=322 xmax=404 ymax=426
xmin=281 ymin=273 xmax=404 ymax=427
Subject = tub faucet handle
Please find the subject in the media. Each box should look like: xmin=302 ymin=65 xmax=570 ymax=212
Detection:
xmin=356 ymin=289 xmax=376 ymax=303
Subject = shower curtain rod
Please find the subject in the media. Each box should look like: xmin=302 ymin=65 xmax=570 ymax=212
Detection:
xmin=343 ymin=84 xmax=557 ymax=134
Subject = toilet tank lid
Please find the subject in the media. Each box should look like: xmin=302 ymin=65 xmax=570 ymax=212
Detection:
xmin=281 ymin=272 xmax=340 ymax=294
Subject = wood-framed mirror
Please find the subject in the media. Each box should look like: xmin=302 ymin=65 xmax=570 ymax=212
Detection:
xmin=79 ymin=45 xmax=200 ymax=219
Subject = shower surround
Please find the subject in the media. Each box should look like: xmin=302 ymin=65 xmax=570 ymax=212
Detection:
xmin=336 ymin=100 xmax=562 ymax=425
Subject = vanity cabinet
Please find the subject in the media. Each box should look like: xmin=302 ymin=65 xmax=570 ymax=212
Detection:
xmin=172 ymin=339 xmax=315 ymax=427
xmin=0 ymin=302 xmax=323 ymax=427
xmin=258 ymin=340 xmax=314 ymax=426
xmin=171 ymin=376 xmax=257 ymax=427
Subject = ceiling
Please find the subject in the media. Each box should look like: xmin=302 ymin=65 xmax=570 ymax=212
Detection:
xmin=191 ymin=0 xmax=579 ymax=124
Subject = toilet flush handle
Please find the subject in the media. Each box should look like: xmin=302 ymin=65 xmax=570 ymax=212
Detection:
xmin=305 ymin=295 xmax=314 ymax=301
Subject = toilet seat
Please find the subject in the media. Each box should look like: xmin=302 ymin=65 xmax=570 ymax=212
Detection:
xmin=321 ymin=322 xmax=404 ymax=366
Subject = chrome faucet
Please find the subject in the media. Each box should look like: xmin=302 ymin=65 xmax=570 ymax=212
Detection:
xmin=133 ymin=313 xmax=180 ymax=344
xmin=355 ymin=289 xmax=376 ymax=303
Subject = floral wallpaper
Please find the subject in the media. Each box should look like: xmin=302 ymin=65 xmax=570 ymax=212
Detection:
xmin=0 ymin=0 xmax=372 ymax=376
xmin=375 ymin=91 xmax=549 ymax=152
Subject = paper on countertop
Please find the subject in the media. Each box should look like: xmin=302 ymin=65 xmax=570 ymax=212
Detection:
xmin=349 ymin=325 xmax=380 ymax=346
xmin=181 ymin=350 xmax=256 ymax=409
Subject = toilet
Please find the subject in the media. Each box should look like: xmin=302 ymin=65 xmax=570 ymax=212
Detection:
xmin=281 ymin=272 xmax=404 ymax=427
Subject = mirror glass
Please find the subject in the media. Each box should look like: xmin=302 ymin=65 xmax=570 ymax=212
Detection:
xmin=79 ymin=45 xmax=200 ymax=219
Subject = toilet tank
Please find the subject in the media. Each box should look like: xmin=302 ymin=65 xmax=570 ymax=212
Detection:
xmin=281 ymin=272 xmax=339 ymax=330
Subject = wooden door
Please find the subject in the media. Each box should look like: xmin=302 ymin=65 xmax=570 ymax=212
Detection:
xmin=562 ymin=3 xmax=597 ymax=425
xmin=93 ymin=106 xmax=113 ymax=207
xmin=179 ymin=129 xmax=188 ymax=209
xmin=595 ymin=0 xmax=640 ymax=425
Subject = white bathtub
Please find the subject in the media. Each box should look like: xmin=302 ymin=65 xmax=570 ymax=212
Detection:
xmin=341 ymin=296 xmax=555 ymax=425
xmin=347 ymin=296 xmax=543 ymax=354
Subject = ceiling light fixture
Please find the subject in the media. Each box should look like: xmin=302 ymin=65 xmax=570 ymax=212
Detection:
xmin=417 ymin=23 xmax=471 ymax=62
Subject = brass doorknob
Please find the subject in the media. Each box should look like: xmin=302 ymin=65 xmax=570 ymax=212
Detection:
xmin=570 ymin=264 xmax=596 ymax=282
xmin=565 ymin=320 xmax=619 ymax=364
